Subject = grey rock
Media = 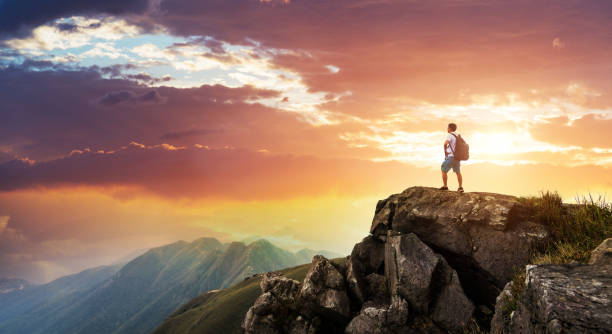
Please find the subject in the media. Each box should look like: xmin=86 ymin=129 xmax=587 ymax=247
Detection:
xmin=353 ymin=235 xmax=386 ymax=274
xmin=371 ymin=186 xmax=549 ymax=305
xmin=301 ymin=255 xmax=351 ymax=320
xmin=384 ymin=232 xmax=474 ymax=332
xmin=430 ymin=270 xmax=475 ymax=332
xmin=346 ymin=236 xmax=386 ymax=306
xmin=242 ymin=273 xmax=302 ymax=334
xmin=589 ymin=238 xmax=612 ymax=266
xmin=490 ymin=282 xmax=514 ymax=334
xmin=344 ymin=306 xmax=388 ymax=334
xmin=384 ymin=232 xmax=441 ymax=313
xmin=503 ymin=264 xmax=612 ymax=333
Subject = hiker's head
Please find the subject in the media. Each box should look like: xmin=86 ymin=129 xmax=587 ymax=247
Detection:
xmin=447 ymin=123 xmax=457 ymax=133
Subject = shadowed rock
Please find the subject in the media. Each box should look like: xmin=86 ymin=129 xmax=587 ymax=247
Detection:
xmin=346 ymin=236 xmax=385 ymax=306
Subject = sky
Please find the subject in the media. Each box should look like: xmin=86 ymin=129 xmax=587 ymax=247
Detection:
xmin=0 ymin=0 xmax=611 ymax=283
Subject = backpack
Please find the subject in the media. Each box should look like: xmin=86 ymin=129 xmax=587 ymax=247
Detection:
xmin=450 ymin=133 xmax=470 ymax=161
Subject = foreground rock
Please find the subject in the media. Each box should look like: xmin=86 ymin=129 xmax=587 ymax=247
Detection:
xmin=385 ymin=232 xmax=474 ymax=332
xmin=589 ymin=238 xmax=612 ymax=265
xmin=243 ymin=257 xmax=350 ymax=334
xmin=242 ymin=273 xmax=303 ymax=333
xmin=492 ymin=264 xmax=612 ymax=333
xmin=243 ymin=186 xmax=612 ymax=334
xmin=371 ymin=186 xmax=549 ymax=305
xmin=301 ymin=255 xmax=351 ymax=321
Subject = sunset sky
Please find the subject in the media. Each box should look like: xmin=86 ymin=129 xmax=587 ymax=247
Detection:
xmin=1 ymin=0 xmax=611 ymax=283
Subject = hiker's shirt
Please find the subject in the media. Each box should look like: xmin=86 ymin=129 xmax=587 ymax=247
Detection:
xmin=445 ymin=132 xmax=458 ymax=157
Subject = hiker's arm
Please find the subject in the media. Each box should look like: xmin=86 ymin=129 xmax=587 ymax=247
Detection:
xmin=444 ymin=139 xmax=449 ymax=154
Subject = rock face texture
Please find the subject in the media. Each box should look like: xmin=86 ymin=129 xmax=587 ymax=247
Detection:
xmin=492 ymin=264 xmax=612 ymax=334
xmin=300 ymin=255 xmax=351 ymax=321
xmin=492 ymin=238 xmax=612 ymax=334
xmin=589 ymin=238 xmax=612 ymax=266
xmin=371 ymin=187 xmax=548 ymax=305
xmin=243 ymin=186 xmax=609 ymax=334
xmin=243 ymin=257 xmax=350 ymax=334
xmin=242 ymin=273 xmax=303 ymax=334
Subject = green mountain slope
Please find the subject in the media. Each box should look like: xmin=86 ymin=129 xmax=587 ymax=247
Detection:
xmin=153 ymin=258 xmax=346 ymax=334
xmin=0 ymin=238 xmax=338 ymax=334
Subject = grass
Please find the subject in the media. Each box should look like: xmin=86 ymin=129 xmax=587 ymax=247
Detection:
xmin=519 ymin=191 xmax=612 ymax=264
xmin=501 ymin=191 xmax=612 ymax=318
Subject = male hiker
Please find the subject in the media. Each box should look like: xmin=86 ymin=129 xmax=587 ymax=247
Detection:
xmin=440 ymin=123 xmax=464 ymax=193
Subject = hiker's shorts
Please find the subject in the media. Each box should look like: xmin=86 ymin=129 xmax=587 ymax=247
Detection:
xmin=441 ymin=156 xmax=460 ymax=173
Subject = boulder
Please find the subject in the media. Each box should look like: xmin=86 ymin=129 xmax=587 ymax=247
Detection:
xmin=346 ymin=236 xmax=386 ymax=306
xmin=352 ymin=235 xmax=386 ymax=274
xmin=589 ymin=238 xmax=612 ymax=266
xmin=301 ymin=255 xmax=351 ymax=321
xmin=503 ymin=264 xmax=612 ymax=333
xmin=430 ymin=269 xmax=475 ymax=332
xmin=243 ymin=273 xmax=302 ymax=334
xmin=384 ymin=232 xmax=474 ymax=331
xmin=344 ymin=306 xmax=388 ymax=334
xmin=371 ymin=186 xmax=548 ymax=305
xmin=384 ymin=232 xmax=442 ymax=313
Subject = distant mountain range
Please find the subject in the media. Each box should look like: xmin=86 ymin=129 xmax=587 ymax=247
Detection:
xmin=0 ymin=238 xmax=340 ymax=334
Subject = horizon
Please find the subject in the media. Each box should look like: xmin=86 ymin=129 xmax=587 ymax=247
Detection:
xmin=1 ymin=0 xmax=611 ymax=284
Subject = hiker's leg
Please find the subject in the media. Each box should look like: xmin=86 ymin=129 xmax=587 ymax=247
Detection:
xmin=456 ymin=172 xmax=463 ymax=188
xmin=442 ymin=171 xmax=448 ymax=187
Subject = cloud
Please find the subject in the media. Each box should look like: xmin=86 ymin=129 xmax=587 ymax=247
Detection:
xmin=552 ymin=37 xmax=565 ymax=49
xmin=0 ymin=144 xmax=408 ymax=200
xmin=530 ymin=114 xmax=612 ymax=149
xmin=0 ymin=0 xmax=149 ymax=37
xmin=99 ymin=89 xmax=165 ymax=105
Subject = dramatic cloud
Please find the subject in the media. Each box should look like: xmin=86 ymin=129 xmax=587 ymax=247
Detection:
xmin=2 ymin=0 xmax=612 ymax=282
xmin=0 ymin=145 xmax=407 ymax=200
xmin=0 ymin=0 xmax=149 ymax=36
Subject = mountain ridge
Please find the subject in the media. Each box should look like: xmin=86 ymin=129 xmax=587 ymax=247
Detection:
xmin=0 ymin=236 xmax=340 ymax=334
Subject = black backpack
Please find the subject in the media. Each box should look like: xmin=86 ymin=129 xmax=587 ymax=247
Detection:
xmin=450 ymin=133 xmax=470 ymax=161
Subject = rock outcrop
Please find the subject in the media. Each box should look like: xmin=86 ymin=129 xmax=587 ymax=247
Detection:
xmin=300 ymin=255 xmax=351 ymax=321
xmin=371 ymin=187 xmax=549 ymax=305
xmin=491 ymin=238 xmax=612 ymax=334
xmin=243 ymin=257 xmax=350 ymax=334
xmin=242 ymin=186 xmax=609 ymax=334
xmin=243 ymin=273 xmax=304 ymax=333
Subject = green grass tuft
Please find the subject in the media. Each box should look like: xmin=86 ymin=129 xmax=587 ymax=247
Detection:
xmin=502 ymin=192 xmax=612 ymax=320
xmin=519 ymin=191 xmax=612 ymax=264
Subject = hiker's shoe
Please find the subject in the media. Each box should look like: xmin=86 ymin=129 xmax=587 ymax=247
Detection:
xmin=439 ymin=186 xmax=448 ymax=191
xmin=458 ymin=187 xmax=464 ymax=193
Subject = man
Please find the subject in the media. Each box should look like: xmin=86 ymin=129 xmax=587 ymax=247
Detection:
xmin=440 ymin=123 xmax=463 ymax=193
